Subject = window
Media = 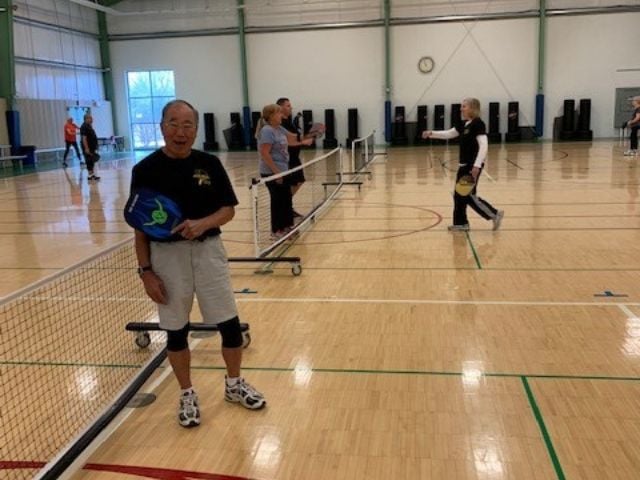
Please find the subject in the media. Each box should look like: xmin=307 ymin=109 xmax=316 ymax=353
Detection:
xmin=127 ymin=70 xmax=175 ymax=150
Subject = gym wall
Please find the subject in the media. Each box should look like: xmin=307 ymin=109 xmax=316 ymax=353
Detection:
xmin=15 ymin=99 xmax=113 ymax=149
xmin=546 ymin=12 xmax=640 ymax=138
xmin=110 ymin=35 xmax=243 ymax=154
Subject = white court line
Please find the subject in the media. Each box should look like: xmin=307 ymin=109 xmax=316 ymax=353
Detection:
xmin=482 ymin=170 xmax=496 ymax=182
xmin=59 ymin=336 xmax=204 ymax=480
xmin=618 ymin=304 xmax=639 ymax=319
xmin=236 ymin=297 xmax=640 ymax=308
xmin=24 ymin=295 xmax=640 ymax=309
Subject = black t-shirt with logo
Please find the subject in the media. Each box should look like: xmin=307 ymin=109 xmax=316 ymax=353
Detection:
xmin=80 ymin=122 xmax=98 ymax=152
xmin=130 ymin=149 xmax=238 ymax=240
xmin=455 ymin=118 xmax=486 ymax=166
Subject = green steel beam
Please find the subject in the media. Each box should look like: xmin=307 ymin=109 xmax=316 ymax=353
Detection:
xmin=97 ymin=11 xmax=117 ymax=131
xmin=384 ymin=0 xmax=391 ymax=101
xmin=537 ymin=0 xmax=546 ymax=93
xmin=237 ymin=0 xmax=250 ymax=107
xmin=0 ymin=0 xmax=16 ymax=108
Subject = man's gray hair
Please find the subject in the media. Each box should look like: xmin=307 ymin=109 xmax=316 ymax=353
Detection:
xmin=161 ymin=99 xmax=199 ymax=125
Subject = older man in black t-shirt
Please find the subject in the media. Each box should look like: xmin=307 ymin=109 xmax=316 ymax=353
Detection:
xmin=130 ymin=100 xmax=265 ymax=428
xmin=80 ymin=114 xmax=100 ymax=182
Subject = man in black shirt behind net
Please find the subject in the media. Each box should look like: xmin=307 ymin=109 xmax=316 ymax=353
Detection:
xmin=130 ymin=100 xmax=266 ymax=428
xmin=277 ymin=97 xmax=309 ymax=219
xmin=80 ymin=114 xmax=100 ymax=182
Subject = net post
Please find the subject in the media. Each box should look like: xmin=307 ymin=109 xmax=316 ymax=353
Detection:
xmin=250 ymin=178 xmax=261 ymax=258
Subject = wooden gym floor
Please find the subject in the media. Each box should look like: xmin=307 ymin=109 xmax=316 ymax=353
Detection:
xmin=2 ymin=140 xmax=640 ymax=479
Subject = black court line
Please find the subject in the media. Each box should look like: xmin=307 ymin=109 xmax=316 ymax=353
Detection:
xmin=506 ymin=158 xmax=524 ymax=169
xmin=333 ymin=200 xmax=640 ymax=207
xmin=283 ymin=266 xmax=640 ymax=272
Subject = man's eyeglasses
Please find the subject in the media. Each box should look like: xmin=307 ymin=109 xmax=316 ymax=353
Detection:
xmin=163 ymin=122 xmax=197 ymax=132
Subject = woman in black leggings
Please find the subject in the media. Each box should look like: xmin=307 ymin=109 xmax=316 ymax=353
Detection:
xmin=423 ymin=97 xmax=504 ymax=231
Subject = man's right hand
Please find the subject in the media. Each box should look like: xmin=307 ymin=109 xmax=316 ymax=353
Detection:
xmin=141 ymin=271 xmax=168 ymax=304
xmin=422 ymin=130 xmax=432 ymax=139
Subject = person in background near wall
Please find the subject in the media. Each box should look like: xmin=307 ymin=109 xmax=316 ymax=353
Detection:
xmin=256 ymin=103 xmax=313 ymax=239
xmin=62 ymin=117 xmax=81 ymax=168
xmin=624 ymin=96 xmax=640 ymax=156
xmin=422 ymin=97 xmax=504 ymax=232
xmin=81 ymin=114 xmax=100 ymax=182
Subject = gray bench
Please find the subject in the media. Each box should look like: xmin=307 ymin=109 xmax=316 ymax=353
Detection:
xmin=0 ymin=155 xmax=26 ymax=168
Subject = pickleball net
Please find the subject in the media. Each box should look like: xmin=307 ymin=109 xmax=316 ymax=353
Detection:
xmin=0 ymin=238 xmax=165 ymax=479
xmin=250 ymin=146 xmax=344 ymax=257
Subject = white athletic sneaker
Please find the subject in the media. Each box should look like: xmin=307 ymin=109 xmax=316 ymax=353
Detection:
xmin=624 ymin=150 xmax=637 ymax=156
xmin=225 ymin=377 xmax=266 ymax=410
xmin=447 ymin=224 xmax=470 ymax=232
xmin=178 ymin=390 xmax=200 ymax=428
xmin=492 ymin=210 xmax=504 ymax=231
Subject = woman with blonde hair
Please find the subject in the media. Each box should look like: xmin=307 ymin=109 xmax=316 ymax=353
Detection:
xmin=422 ymin=97 xmax=504 ymax=231
xmin=256 ymin=103 xmax=312 ymax=238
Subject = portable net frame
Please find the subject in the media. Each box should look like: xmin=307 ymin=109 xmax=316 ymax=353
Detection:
xmin=250 ymin=146 xmax=343 ymax=258
xmin=0 ymin=238 xmax=166 ymax=480
xmin=349 ymin=130 xmax=378 ymax=177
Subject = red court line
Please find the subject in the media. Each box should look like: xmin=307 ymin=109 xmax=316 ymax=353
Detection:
xmin=0 ymin=461 xmax=257 ymax=480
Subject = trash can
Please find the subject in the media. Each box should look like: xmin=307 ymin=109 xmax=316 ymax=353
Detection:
xmin=17 ymin=146 xmax=36 ymax=167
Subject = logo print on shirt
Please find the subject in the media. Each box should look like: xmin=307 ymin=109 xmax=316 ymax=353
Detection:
xmin=193 ymin=169 xmax=211 ymax=186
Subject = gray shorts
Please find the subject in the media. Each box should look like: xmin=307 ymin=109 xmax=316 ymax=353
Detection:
xmin=150 ymin=235 xmax=238 ymax=330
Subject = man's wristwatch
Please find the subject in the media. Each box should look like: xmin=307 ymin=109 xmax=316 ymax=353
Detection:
xmin=137 ymin=265 xmax=153 ymax=276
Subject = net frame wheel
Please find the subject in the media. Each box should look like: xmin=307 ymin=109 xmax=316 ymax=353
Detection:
xmin=135 ymin=331 xmax=151 ymax=349
xmin=291 ymin=263 xmax=302 ymax=276
xmin=242 ymin=331 xmax=251 ymax=348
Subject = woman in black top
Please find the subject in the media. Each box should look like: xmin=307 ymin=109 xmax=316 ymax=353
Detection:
xmin=625 ymin=96 xmax=640 ymax=156
xmin=423 ymin=97 xmax=504 ymax=231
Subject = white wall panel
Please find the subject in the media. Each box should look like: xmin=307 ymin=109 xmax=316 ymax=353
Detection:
xmin=546 ymin=12 xmax=640 ymax=137
xmin=14 ymin=0 xmax=99 ymax=33
xmin=393 ymin=0 xmax=538 ymax=18
xmin=549 ymin=0 xmax=640 ymax=7
xmin=110 ymin=35 xmax=243 ymax=150
xmin=247 ymin=28 xmax=385 ymax=144
xmin=107 ymin=0 xmax=237 ymax=35
xmin=15 ymin=99 xmax=113 ymax=149
xmin=245 ymin=1 xmax=381 ymax=27
xmin=393 ymin=19 xmax=538 ymax=134
xmin=16 ymin=63 xmax=103 ymax=101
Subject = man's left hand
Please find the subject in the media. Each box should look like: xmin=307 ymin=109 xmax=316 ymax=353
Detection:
xmin=172 ymin=218 xmax=210 ymax=240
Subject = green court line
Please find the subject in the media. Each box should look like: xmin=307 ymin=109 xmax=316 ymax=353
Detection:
xmin=522 ymin=376 xmax=566 ymax=480
xmin=4 ymin=359 xmax=640 ymax=384
xmin=465 ymin=231 xmax=482 ymax=269
xmin=192 ymin=365 xmax=640 ymax=382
